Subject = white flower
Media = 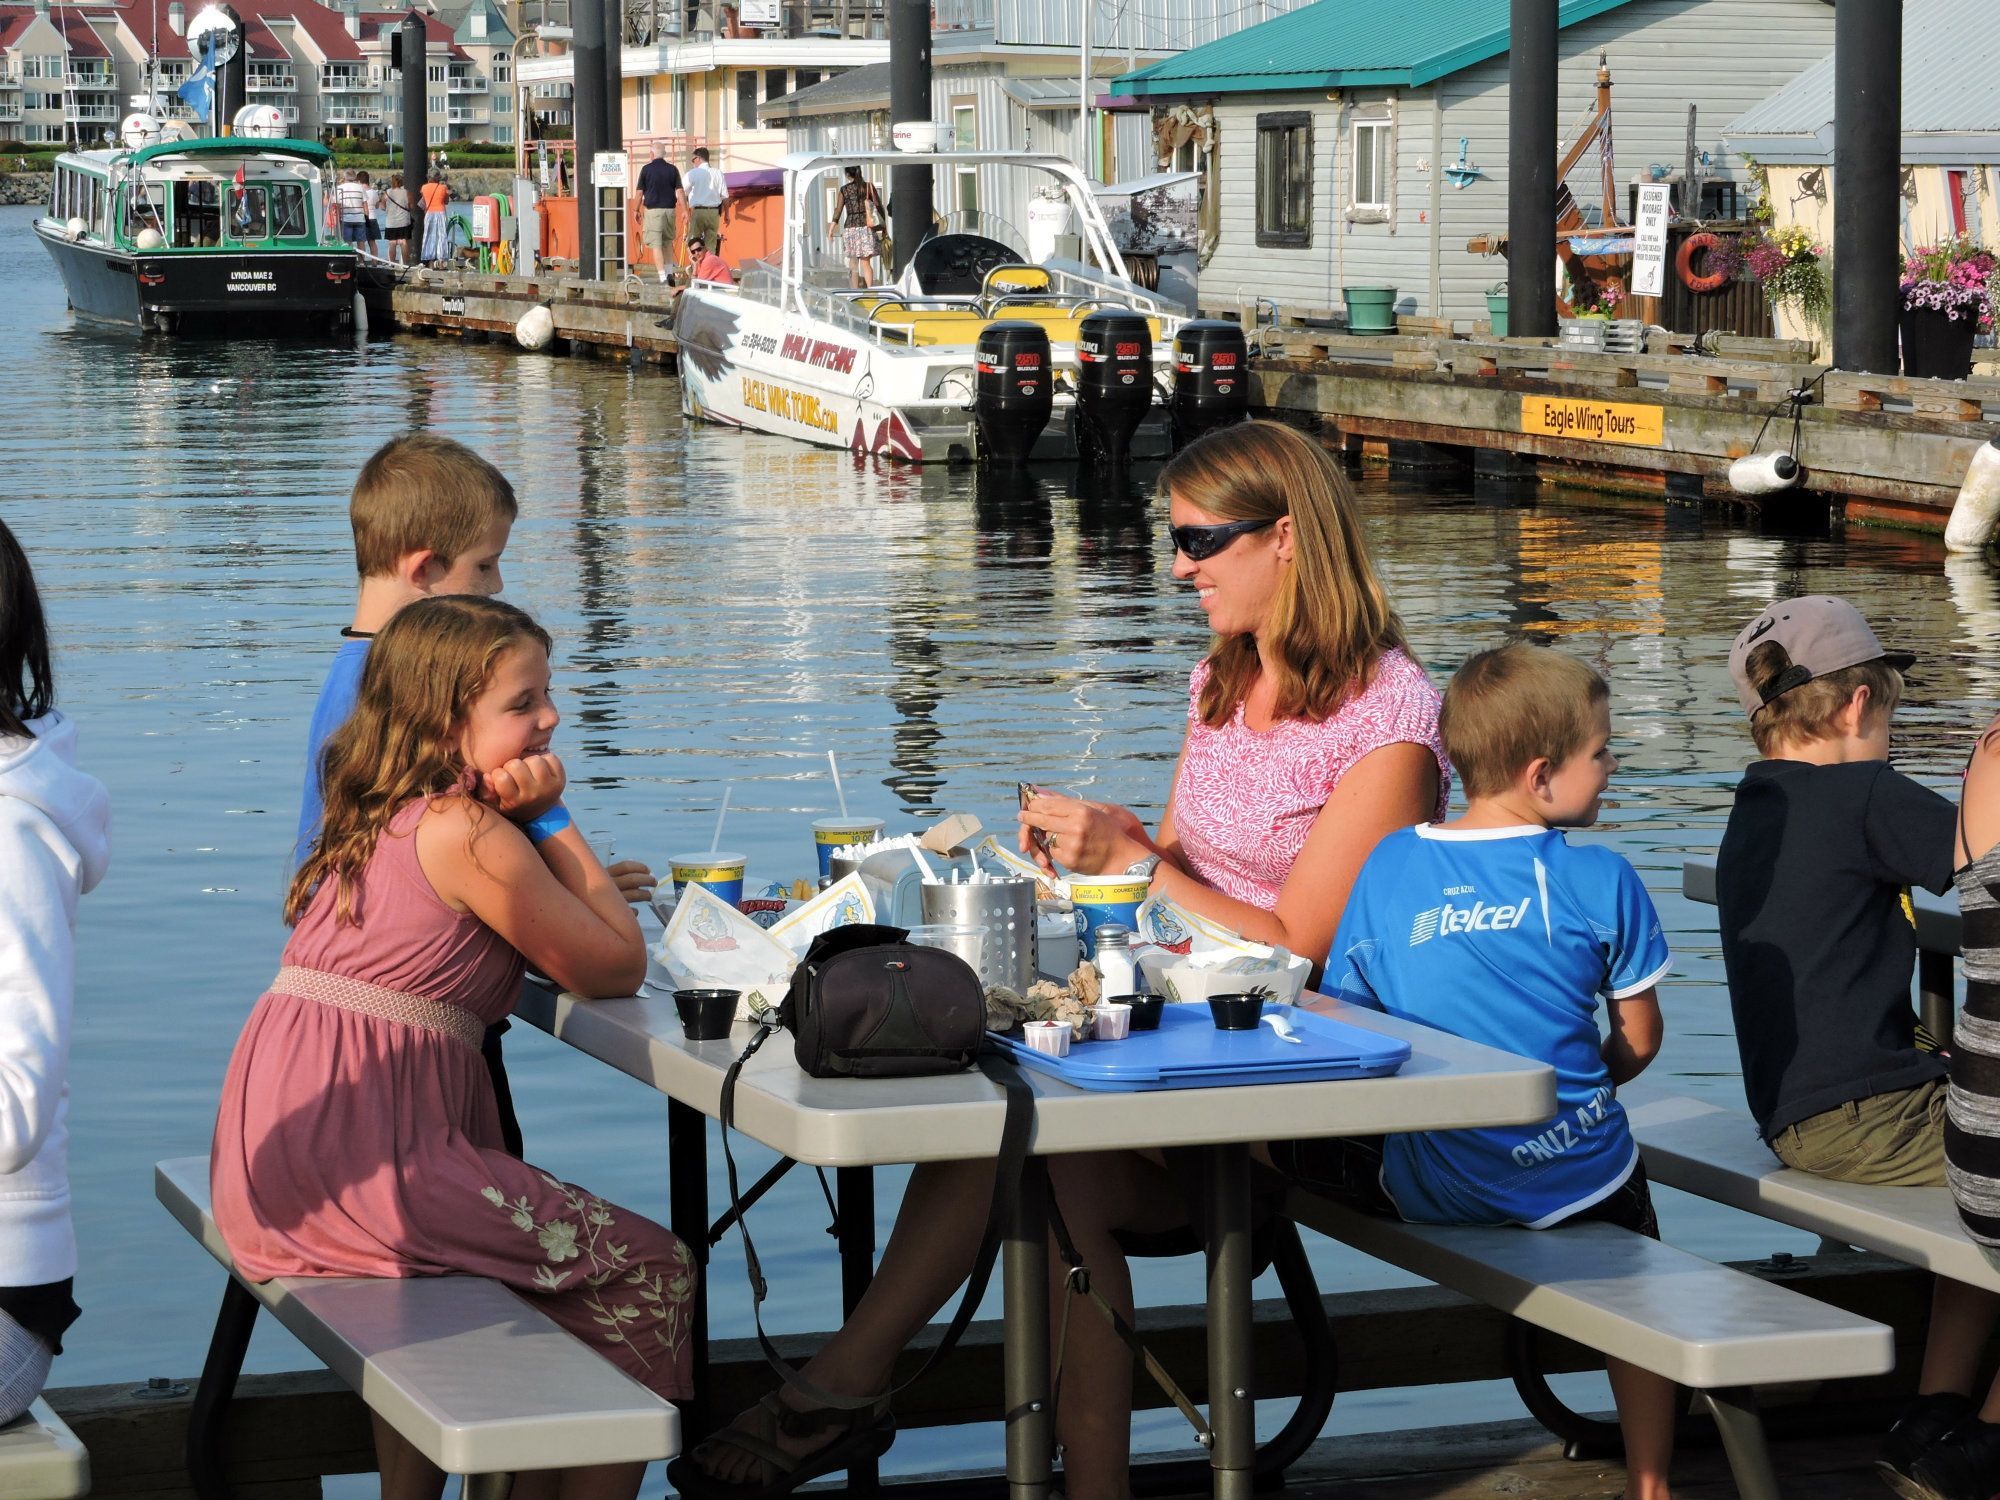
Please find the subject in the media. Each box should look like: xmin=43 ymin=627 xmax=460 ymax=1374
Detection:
xmin=537 ymin=1220 xmax=581 ymax=1262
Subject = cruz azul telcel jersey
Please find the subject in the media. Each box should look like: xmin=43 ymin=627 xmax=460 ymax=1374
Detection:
xmin=1322 ymin=823 xmax=1671 ymax=1228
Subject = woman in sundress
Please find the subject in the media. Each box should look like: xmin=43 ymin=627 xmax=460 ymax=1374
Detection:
xmin=826 ymin=165 xmax=883 ymax=288
xmin=211 ymin=596 xmax=692 ymax=1500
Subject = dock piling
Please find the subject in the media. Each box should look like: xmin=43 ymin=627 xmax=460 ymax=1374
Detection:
xmin=1832 ymin=1 xmax=1902 ymax=374
xmin=888 ymin=0 xmax=933 ymax=278
xmin=573 ymin=0 xmax=607 ymax=280
xmin=1506 ymin=0 xmax=1558 ymax=339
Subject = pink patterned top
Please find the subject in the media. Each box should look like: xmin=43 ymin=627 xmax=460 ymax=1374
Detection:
xmin=1171 ymin=649 xmax=1450 ymax=911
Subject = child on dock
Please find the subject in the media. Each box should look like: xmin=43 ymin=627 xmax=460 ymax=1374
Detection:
xmin=212 ymin=596 xmax=693 ymax=1500
xmin=1714 ymin=595 xmax=1997 ymax=1494
xmin=0 ymin=518 xmax=109 ymax=1426
xmin=1289 ymin=644 xmax=1677 ymax=1500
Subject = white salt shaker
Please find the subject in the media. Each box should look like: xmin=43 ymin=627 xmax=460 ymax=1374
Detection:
xmin=1093 ymin=923 xmax=1139 ymax=998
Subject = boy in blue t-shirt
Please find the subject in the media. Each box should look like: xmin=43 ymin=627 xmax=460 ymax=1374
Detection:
xmin=1282 ymin=643 xmax=1675 ymax=1500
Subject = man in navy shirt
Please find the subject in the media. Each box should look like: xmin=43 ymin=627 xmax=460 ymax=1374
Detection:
xmin=637 ymin=144 xmax=685 ymax=283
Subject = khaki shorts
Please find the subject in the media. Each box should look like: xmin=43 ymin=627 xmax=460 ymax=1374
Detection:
xmin=689 ymin=205 xmax=721 ymax=248
xmin=642 ymin=206 xmax=675 ymax=252
xmin=1769 ymin=1079 xmax=1948 ymax=1186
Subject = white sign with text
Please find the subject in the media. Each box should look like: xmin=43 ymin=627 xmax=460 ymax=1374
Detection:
xmin=1632 ymin=182 xmax=1672 ymax=298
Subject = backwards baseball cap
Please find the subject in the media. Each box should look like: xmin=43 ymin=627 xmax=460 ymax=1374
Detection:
xmin=1727 ymin=595 xmax=1914 ymax=719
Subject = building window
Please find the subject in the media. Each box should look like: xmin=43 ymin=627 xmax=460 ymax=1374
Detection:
xmin=493 ymin=58 xmax=510 ymax=82
xmin=636 ymin=79 xmax=651 ymax=131
xmin=427 ymin=64 xmax=445 ymax=82
xmin=1255 ymin=110 xmax=1311 ymax=247
xmin=794 ymin=67 xmax=819 ymax=91
xmin=670 ymin=72 xmax=687 ymax=131
xmin=1949 ymin=168 xmax=1973 ymax=236
xmin=735 ymin=70 xmax=756 ymax=129
xmin=952 ymin=101 xmax=976 ymax=213
xmin=429 ymin=93 xmax=445 ymax=113
xmin=764 ymin=68 xmax=786 ymax=102
xmin=1351 ymin=116 xmax=1390 ymax=213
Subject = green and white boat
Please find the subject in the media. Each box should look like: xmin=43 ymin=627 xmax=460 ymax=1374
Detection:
xmin=34 ymin=134 xmax=360 ymax=334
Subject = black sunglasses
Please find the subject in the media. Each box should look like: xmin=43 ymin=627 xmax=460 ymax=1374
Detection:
xmin=1169 ymin=517 xmax=1276 ymax=561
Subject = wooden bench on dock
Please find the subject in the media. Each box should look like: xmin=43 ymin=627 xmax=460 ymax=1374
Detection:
xmin=0 ymin=1399 xmax=89 ymax=1499
xmin=154 ymin=1156 xmax=680 ymax=1500
xmin=1283 ymin=1187 xmax=1895 ymax=1500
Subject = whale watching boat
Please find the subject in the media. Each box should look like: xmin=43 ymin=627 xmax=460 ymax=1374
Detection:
xmin=35 ymin=130 xmax=359 ymax=335
xmin=676 ymin=147 xmax=1223 ymax=466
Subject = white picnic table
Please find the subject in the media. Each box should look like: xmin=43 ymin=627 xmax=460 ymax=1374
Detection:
xmin=514 ymin=981 xmax=1555 ymax=1500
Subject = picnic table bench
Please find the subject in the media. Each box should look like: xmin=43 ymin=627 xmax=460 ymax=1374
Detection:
xmin=154 ymin=1156 xmax=680 ymax=1500
xmin=0 ymin=1399 xmax=89 ymax=1499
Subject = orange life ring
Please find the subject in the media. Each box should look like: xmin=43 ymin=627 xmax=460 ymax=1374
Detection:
xmin=1677 ymin=232 xmax=1729 ymax=294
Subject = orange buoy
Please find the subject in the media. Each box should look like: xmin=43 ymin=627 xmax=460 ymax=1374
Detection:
xmin=1677 ymin=232 xmax=1729 ymax=293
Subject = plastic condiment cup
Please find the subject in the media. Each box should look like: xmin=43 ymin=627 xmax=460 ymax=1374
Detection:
xmin=674 ymin=988 xmax=740 ymax=1041
xmin=813 ymin=817 xmax=886 ymax=879
xmin=1091 ymin=1002 xmax=1133 ymax=1041
xmin=670 ymin=852 xmax=748 ymax=908
xmin=1024 ymin=1020 xmax=1072 ymax=1058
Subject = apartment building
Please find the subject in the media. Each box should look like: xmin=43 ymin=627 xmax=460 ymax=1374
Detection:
xmin=0 ymin=0 xmax=122 ymax=147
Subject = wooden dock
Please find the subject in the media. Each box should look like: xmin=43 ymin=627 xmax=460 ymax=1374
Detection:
xmin=388 ymin=269 xmax=679 ymax=364
xmin=1249 ymin=327 xmax=2000 ymax=532
xmin=54 ymin=1252 xmax=1930 ymax=1497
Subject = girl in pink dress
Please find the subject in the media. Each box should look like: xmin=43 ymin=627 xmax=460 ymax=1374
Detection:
xmin=212 ymin=596 xmax=692 ymax=1500
xmin=685 ymin=422 xmax=1446 ymax=1500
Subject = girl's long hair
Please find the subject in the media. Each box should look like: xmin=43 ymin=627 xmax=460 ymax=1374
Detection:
xmin=287 ymin=595 xmax=552 ymax=926
xmin=0 ymin=517 xmax=54 ymax=739
xmin=1160 ymin=420 xmax=1408 ymax=728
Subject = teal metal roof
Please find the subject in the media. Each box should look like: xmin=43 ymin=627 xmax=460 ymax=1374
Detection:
xmin=1111 ymin=0 xmax=1645 ymax=98
xmin=126 ymin=136 xmax=334 ymax=167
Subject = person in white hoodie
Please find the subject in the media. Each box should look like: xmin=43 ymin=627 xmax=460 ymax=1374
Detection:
xmin=0 ymin=517 xmax=109 ymax=1424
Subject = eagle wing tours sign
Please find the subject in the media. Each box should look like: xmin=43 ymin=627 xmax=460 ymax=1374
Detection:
xmin=1520 ymin=396 xmax=1665 ymax=448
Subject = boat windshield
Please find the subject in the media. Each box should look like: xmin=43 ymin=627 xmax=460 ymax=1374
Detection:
xmin=226 ymin=182 xmax=310 ymax=242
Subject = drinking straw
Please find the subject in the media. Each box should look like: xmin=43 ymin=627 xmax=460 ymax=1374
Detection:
xmin=709 ymin=786 xmax=732 ymax=855
xmin=828 ymin=750 xmax=849 ymax=818
xmin=909 ymin=843 xmax=939 ymax=884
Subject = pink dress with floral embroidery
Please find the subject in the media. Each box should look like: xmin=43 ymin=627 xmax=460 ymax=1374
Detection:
xmin=1172 ymin=650 xmax=1450 ymax=911
xmin=209 ymin=799 xmax=694 ymax=1401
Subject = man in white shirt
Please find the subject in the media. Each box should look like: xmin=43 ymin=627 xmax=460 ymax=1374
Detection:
xmin=334 ymin=170 xmax=370 ymax=246
xmin=686 ymin=146 xmax=727 ymax=256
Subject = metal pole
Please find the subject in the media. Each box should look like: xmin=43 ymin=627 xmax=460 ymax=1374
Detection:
xmin=887 ymin=0 xmax=930 ymax=276
xmin=667 ymin=1099 xmax=712 ymax=1445
xmin=603 ymin=0 xmax=622 ymax=150
xmin=573 ymin=0 xmax=606 ymax=278
xmin=1205 ymin=1143 xmax=1256 ymax=1500
xmin=1506 ymin=0 xmax=1558 ymax=338
xmin=837 ymin=1167 xmax=879 ymax=1491
xmin=1833 ymin=0 xmax=1902 ymax=373
xmin=398 ymin=11 xmax=427 ymax=254
xmin=218 ymin=4 xmax=246 ymax=133
xmin=1002 ymin=1156 xmax=1052 ymax=1500
xmin=1077 ymin=0 xmax=1089 ymax=180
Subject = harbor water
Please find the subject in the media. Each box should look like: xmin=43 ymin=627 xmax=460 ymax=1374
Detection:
xmin=4 ymin=200 xmax=1996 ymax=1468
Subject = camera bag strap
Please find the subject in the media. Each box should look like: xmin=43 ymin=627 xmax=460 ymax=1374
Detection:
xmin=718 ymin=1030 xmax=1034 ymax=1410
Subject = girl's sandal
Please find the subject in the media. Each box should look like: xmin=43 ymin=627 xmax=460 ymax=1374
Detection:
xmin=667 ymin=1392 xmax=896 ymax=1500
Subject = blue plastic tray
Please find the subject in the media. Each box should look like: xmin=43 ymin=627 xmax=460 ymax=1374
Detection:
xmin=988 ymin=1003 xmax=1411 ymax=1092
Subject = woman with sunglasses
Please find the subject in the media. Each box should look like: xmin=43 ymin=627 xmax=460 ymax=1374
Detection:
xmin=683 ymin=421 xmax=1446 ymax=1500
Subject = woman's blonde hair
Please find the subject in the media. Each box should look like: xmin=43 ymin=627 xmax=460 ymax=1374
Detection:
xmin=1160 ymin=420 xmax=1408 ymax=728
xmin=287 ymin=595 xmax=552 ymax=926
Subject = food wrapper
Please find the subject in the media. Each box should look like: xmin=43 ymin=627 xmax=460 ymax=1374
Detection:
xmin=1133 ymin=895 xmax=1312 ymax=1006
xmin=977 ymin=836 xmax=1069 ymax=899
xmin=920 ymin=812 xmax=983 ymax=856
xmin=653 ymin=874 xmax=880 ymax=1019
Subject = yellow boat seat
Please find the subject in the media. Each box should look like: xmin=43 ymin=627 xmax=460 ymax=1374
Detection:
xmin=873 ymin=304 xmax=1164 ymax=349
xmin=980 ymin=263 xmax=1052 ymax=299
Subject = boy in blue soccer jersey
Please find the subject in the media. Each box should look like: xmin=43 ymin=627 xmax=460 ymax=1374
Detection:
xmin=1274 ymin=643 xmax=1676 ymax=1500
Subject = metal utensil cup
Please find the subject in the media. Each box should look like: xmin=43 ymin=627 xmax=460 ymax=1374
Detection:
xmin=918 ymin=878 xmax=1039 ymax=993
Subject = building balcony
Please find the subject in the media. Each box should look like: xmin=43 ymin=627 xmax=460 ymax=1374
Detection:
xmin=0 ymin=102 xmax=21 ymax=121
xmin=445 ymin=105 xmax=488 ymax=123
xmin=64 ymin=70 xmax=114 ymax=89
xmin=68 ymin=104 xmax=119 ymax=122
xmin=247 ymin=71 xmax=296 ymax=91
xmin=447 ymin=74 xmax=487 ymax=92
xmin=322 ymin=106 xmax=384 ymax=124
xmin=319 ymin=67 xmax=367 ymax=88
xmin=0 ymin=73 xmax=20 ymax=89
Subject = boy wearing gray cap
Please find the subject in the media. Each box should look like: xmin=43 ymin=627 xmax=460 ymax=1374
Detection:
xmin=1717 ymin=595 xmax=1992 ymax=1492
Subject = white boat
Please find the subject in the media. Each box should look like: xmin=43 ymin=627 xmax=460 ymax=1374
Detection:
xmin=675 ymin=149 xmax=1188 ymax=465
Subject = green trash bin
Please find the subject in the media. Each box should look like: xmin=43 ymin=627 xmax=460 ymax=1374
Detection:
xmin=1486 ymin=291 xmax=1509 ymax=337
xmin=1343 ymin=285 xmax=1399 ymax=335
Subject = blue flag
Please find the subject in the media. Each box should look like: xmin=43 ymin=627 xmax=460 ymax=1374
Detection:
xmin=177 ymin=31 xmax=215 ymax=122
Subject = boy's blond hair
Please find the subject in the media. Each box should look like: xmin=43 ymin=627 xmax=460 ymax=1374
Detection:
xmin=1741 ymin=640 xmax=1903 ymax=756
xmin=349 ymin=434 xmax=518 ymax=579
xmin=1442 ymin=644 xmax=1610 ymax=799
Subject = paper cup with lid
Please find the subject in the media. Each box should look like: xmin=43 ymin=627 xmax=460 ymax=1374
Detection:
xmin=813 ymin=817 xmax=885 ymax=879
xmin=670 ymin=852 xmax=748 ymax=908
xmin=1069 ymin=873 xmax=1152 ymax=960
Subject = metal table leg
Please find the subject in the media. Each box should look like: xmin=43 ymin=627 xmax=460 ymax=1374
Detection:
xmin=1003 ymin=1155 xmax=1053 ymax=1500
xmin=1205 ymin=1143 xmax=1255 ymax=1500
xmin=839 ymin=1166 xmax=880 ymax=1490
xmin=1700 ymin=1387 xmax=1782 ymax=1500
xmin=669 ymin=1097 xmax=712 ymax=1446
xmin=1921 ymin=949 xmax=1956 ymax=1053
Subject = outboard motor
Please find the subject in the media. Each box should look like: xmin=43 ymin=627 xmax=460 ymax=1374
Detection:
xmin=1171 ymin=320 xmax=1249 ymax=449
xmin=1075 ymin=309 xmax=1153 ymax=469
xmin=974 ymin=322 xmax=1054 ymax=467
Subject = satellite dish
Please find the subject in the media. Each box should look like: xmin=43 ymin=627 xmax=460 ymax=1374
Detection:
xmin=233 ymin=102 xmax=284 ymax=138
xmin=185 ymin=4 xmax=241 ymax=63
xmin=121 ymin=112 xmax=170 ymax=149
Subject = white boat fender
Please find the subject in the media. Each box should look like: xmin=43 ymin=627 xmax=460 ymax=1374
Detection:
xmin=1728 ymin=451 xmax=1804 ymax=496
xmin=1945 ymin=435 xmax=2000 ymax=554
xmin=351 ymin=291 xmax=368 ymax=334
xmin=516 ymin=304 xmax=556 ymax=351
xmin=133 ymin=227 xmax=164 ymax=250
xmin=64 ymin=216 xmax=86 ymax=241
